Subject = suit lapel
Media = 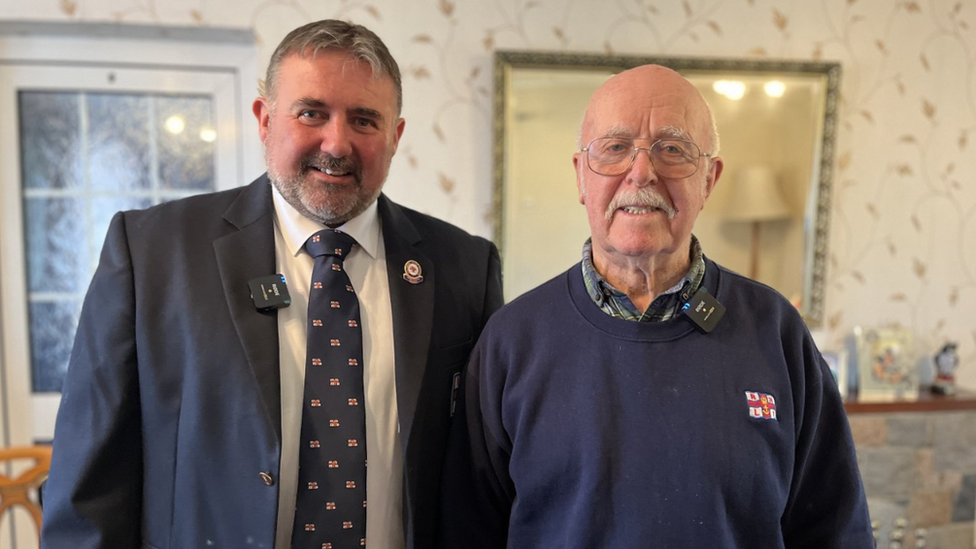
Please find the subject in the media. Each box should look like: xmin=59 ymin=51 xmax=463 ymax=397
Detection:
xmin=213 ymin=176 xmax=283 ymax=441
xmin=378 ymin=196 xmax=434 ymax=450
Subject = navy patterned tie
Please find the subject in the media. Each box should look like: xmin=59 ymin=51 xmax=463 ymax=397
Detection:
xmin=293 ymin=229 xmax=367 ymax=549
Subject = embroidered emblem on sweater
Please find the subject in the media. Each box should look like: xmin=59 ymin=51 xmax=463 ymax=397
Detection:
xmin=745 ymin=391 xmax=777 ymax=420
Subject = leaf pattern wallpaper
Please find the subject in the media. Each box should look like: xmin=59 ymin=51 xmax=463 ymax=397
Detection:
xmin=2 ymin=0 xmax=975 ymax=388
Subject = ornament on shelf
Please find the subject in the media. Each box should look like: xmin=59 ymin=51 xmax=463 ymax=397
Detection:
xmin=931 ymin=341 xmax=959 ymax=395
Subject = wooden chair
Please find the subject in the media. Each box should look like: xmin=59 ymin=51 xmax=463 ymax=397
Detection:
xmin=0 ymin=445 xmax=53 ymax=539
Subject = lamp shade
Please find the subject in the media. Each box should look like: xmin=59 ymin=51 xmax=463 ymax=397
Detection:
xmin=723 ymin=166 xmax=791 ymax=222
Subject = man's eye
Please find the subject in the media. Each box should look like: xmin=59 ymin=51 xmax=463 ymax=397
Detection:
xmin=353 ymin=117 xmax=376 ymax=128
xmin=659 ymin=143 xmax=686 ymax=155
xmin=599 ymin=141 xmax=629 ymax=154
xmin=299 ymin=110 xmax=322 ymax=120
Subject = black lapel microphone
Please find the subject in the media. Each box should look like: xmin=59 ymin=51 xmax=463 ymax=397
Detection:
xmin=249 ymin=274 xmax=292 ymax=311
xmin=681 ymin=286 xmax=725 ymax=333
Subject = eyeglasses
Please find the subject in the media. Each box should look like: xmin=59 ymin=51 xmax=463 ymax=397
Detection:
xmin=581 ymin=137 xmax=711 ymax=178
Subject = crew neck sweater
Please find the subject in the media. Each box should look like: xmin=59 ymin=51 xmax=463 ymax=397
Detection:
xmin=440 ymin=258 xmax=872 ymax=549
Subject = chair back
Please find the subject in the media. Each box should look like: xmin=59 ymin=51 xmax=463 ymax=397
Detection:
xmin=0 ymin=445 xmax=53 ymax=539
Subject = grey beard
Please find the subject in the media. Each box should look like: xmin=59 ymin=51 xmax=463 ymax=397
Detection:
xmin=267 ymin=159 xmax=377 ymax=227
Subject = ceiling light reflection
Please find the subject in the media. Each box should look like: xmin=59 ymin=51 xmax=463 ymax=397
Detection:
xmin=764 ymin=81 xmax=786 ymax=97
xmin=713 ymin=80 xmax=745 ymax=100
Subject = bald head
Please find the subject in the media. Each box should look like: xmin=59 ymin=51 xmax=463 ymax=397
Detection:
xmin=579 ymin=65 xmax=719 ymax=156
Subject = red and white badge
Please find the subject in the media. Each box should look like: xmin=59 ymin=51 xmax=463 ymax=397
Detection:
xmin=745 ymin=391 xmax=777 ymax=420
xmin=402 ymin=260 xmax=424 ymax=284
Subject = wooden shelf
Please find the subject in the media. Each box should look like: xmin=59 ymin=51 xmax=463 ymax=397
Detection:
xmin=845 ymin=388 xmax=976 ymax=414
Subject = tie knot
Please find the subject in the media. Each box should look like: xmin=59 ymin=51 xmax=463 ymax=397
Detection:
xmin=306 ymin=229 xmax=356 ymax=259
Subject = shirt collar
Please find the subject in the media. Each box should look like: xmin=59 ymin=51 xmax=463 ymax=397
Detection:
xmin=271 ymin=184 xmax=381 ymax=259
xmin=581 ymin=235 xmax=705 ymax=321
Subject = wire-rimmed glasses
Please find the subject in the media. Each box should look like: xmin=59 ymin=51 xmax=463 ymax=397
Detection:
xmin=581 ymin=137 xmax=711 ymax=178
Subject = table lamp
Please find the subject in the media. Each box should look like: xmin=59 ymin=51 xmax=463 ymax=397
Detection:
xmin=723 ymin=166 xmax=791 ymax=279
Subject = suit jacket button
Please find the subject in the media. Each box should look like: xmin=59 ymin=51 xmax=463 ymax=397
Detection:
xmin=259 ymin=472 xmax=274 ymax=486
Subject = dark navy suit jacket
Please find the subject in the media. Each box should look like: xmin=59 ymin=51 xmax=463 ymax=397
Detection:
xmin=41 ymin=175 xmax=503 ymax=549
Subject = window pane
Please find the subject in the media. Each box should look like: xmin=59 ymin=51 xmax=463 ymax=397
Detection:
xmin=90 ymin=197 xmax=152 ymax=267
xmin=29 ymin=300 xmax=82 ymax=392
xmin=24 ymin=197 xmax=88 ymax=294
xmin=20 ymin=89 xmax=218 ymax=396
xmin=156 ymin=95 xmax=215 ymax=191
xmin=87 ymin=94 xmax=152 ymax=192
xmin=19 ymin=91 xmax=83 ymax=189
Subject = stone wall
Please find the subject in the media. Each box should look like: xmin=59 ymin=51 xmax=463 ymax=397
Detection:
xmin=851 ymin=411 xmax=976 ymax=548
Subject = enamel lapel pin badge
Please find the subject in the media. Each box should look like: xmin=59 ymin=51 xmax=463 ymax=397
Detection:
xmin=402 ymin=260 xmax=424 ymax=284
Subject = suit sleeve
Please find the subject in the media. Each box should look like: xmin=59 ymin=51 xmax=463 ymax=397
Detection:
xmin=439 ymin=326 xmax=514 ymax=549
xmin=781 ymin=333 xmax=873 ymax=548
xmin=41 ymin=212 xmax=143 ymax=549
xmin=481 ymin=242 xmax=504 ymax=325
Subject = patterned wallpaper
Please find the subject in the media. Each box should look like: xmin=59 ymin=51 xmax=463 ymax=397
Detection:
xmin=2 ymin=0 xmax=974 ymax=388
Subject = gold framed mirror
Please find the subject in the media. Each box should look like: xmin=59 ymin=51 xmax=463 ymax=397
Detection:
xmin=493 ymin=50 xmax=841 ymax=327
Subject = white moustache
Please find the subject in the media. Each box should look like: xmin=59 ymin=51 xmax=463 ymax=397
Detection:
xmin=605 ymin=188 xmax=677 ymax=222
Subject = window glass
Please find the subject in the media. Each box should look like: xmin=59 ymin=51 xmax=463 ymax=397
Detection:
xmin=19 ymin=90 xmax=216 ymax=392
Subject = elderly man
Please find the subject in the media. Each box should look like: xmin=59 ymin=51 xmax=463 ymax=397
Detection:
xmin=439 ymin=65 xmax=872 ymax=548
xmin=41 ymin=19 xmax=502 ymax=549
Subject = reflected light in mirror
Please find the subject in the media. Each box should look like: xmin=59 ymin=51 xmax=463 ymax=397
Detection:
xmin=199 ymin=126 xmax=217 ymax=143
xmin=764 ymin=80 xmax=786 ymax=97
xmin=712 ymin=79 xmax=745 ymax=100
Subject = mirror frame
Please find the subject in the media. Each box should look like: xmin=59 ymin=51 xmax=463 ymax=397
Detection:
xmin=492 ymin=50 xmax=841 ymax=327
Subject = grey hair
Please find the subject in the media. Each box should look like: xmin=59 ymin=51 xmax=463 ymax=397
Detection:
xmin=259 ymin=19 xmax=402 ymax=114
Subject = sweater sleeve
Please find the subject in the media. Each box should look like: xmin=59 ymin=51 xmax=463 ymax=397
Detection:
xmin=439 ymin=333 xmax=514 ymax=548
xmin=780 ymin=331 xmax=874 ymax=548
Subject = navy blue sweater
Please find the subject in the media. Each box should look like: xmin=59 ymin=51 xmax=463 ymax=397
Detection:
xmin=440 ymin=259 xmax=872 ymax=548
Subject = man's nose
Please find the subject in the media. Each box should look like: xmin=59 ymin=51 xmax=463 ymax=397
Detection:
xmin=626 ymin=147 xmax=657 ymax=187
xmin=320 ymin=119 xmax=354 ymax=158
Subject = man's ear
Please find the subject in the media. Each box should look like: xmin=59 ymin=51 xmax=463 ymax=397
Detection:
xmin=253 ymin=97 xmax=271 ymax=143
xmin=574 ymin=152 xmax=586 ymax=205
xmin=389 ymin=117 xmax=406 ymax=155
xmin=702 ymin=156 xmax=724 ymax=201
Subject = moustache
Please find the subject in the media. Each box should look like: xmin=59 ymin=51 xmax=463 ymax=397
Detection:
xmin=301 ymin=154 xmax=361 ymax=181
xmin=605 ymin=188 xmax=677 ymax=222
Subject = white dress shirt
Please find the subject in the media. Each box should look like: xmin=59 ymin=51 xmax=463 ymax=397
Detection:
xmin=271 ymin=186 xmax=403 ymax=549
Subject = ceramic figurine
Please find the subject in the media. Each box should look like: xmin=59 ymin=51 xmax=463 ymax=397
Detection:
xmin=932 ymin=342 xmax=959 ymax=395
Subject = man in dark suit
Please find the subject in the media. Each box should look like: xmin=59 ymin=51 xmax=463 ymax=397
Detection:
xmin=41 ymin=19 xmax=502 ymax=549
